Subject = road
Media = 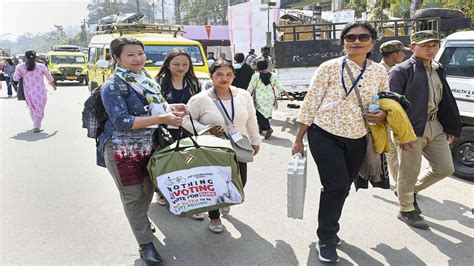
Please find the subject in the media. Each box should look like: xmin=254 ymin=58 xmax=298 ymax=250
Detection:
xmin=1 ymin=82 xmax=472 ymax=265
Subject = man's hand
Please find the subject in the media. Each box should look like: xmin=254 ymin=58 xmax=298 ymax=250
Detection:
xmin=399 ymin=141 xmax=416 ymax=151
xmin=446 ymin=134 xmax=455 ymax=144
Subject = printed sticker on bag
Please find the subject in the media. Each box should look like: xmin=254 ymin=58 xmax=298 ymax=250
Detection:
xmin=155 ymin=165 xmax=243 ymax=215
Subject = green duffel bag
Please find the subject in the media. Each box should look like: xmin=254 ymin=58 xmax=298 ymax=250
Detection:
xmin=147 ymin=134 xmax=244 ymax=217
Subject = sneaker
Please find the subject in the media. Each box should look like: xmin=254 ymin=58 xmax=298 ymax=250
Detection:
xmin=398 ymin=211 xmax=429 ymax=230
xmin=220 ymin=206 xmax=231 ymax=217
xmin=208 ymin=219 xmax=224 ymax=234
xmin=33 ymin=128 xmax=43 ymax=133
xmin=334 ymin=235 xmax=342 ymax=246
xmin=264 ymin=128 xmax=273 ymax=139
xmin=155 ymin=195 xmax=166 ymax=206
xmin=316 ymin=241 xmax=339 ymax=263
xmin=190 ymin=213 xmax=204 ymax=221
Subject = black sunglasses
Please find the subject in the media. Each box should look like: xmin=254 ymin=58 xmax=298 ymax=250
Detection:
xmin=343 ymin=33 xmax=372 ymax=42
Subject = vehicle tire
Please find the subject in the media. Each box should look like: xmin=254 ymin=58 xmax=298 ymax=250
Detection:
xmin=451 ymin=126 xmax=474 ymax=182
xmin=414 ymin=8 xmax=464 ymax=19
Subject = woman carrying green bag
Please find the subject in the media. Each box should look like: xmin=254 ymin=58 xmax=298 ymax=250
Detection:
xmin=98 ymin=37 xmax=186 ymax=265
xmin=183 ymin=60 xmax=261 ymax=233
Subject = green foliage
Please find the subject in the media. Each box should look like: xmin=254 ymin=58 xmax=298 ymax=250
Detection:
xmin=344 ymin=0 xmax=368 ymax=18
xmin=180 ymin=0 xmax=229 ymax=25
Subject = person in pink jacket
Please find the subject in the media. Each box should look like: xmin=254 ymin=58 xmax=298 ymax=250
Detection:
xmin=13 ymin=50 xmax=56 ymax=132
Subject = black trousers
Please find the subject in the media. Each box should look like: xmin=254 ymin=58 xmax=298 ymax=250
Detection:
xmin=307 ymin=124 xmax=366 ymax=243
xmin=256 ymin=111 xmax=271 ymax=131
xmin=209 ymin=162 xmax=247 ymax=220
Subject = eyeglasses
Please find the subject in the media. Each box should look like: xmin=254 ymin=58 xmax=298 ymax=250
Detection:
xmin=343 ymin=34 xmax=372 ymax=42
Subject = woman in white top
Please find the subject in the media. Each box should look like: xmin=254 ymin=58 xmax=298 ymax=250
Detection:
xmin=183 ymin=60 xmax=261 ymax=233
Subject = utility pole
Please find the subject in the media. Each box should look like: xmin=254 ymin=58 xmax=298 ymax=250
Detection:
xmin=136 ymin=0 xmax=140 ymax=14
xmin=161 ymin=0 xmax=165 ymax=24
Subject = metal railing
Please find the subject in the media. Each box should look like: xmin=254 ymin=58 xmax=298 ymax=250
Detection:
xmin=274 ymin=17 xmax=441 ymax=42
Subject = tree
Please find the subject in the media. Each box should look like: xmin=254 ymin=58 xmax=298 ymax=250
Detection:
xmin=180 ymin=0 xmax=229 ymax=25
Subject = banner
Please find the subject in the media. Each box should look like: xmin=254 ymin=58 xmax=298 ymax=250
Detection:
xmin=155 ymin=165 xmax=243 ymax=215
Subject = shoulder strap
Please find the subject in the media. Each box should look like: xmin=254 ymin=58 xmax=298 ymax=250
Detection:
xmin=210 ymin=90 xmax=232 ymax=135
xmin=344 ymin=63 xmax=369 ymax=129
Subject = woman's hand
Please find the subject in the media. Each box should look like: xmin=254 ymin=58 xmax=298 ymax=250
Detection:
xmin=160 ymin=113 xmax=183 ymax=127
xmin=209 ymin=126 xmax=225 ymax=136
xmin=170 ymin=103 xmax=188 ymax=114
xmin=171 ymin=111 xmax=186 ymax=118
xmin=49 ymin=81 xmax=57 ymax=91
xmin=291 ymin=139 xmax=305 ymax=156
xmin=364 ymin=110 xmax=387 ymax=124
xmin=252 ymin=145 xmax=260 ymax=155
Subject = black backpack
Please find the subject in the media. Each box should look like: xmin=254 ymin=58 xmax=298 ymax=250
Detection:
xmin=82 ymin=78 xmax=129 ymax=142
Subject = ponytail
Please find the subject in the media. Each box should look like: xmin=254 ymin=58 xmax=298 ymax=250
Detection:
xmin=25 ymin=49 xmax=37 ymax=71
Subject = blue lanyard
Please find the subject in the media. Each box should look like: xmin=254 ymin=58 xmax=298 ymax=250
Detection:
xmin=214 ymin=88 xmax=235 ymax=124
xmin=341 ymin=57 xmax=367 ymax=97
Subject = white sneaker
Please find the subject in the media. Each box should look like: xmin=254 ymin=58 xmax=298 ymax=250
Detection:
xmin=220 ymin=207 xmax=231 ymax=217
xmin=190 ymin=213 xmax=204 ymax=220
xmin=208 ymin=221 xmax=224 ymax=234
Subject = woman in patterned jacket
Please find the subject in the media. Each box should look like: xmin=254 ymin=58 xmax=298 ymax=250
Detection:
xmin=291 ymin=21 xmax=388 ymax=263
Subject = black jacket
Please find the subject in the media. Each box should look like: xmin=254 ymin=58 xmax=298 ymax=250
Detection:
xmin=388 ymin=56 xmax=461 ymax=137
xmin=232 ymin=63 xmax=254 ymax=90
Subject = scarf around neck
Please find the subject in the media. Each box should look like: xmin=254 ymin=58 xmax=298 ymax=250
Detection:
xmin=114 ymin=64 xmax=167 ymax=107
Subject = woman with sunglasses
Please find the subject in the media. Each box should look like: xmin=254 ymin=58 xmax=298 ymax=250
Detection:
xmin=291 ymin=21 xmax=388 ymax=263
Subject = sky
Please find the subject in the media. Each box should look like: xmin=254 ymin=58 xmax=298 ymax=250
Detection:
xmin=0 ymin=0 xmax=90 ymax=37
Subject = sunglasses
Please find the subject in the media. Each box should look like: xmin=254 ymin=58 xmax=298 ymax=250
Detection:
xmin=343 ymin=33 xmax=372 ymax=42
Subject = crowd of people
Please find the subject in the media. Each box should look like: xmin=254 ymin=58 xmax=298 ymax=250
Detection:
xmin=0 ymin=20 xmax=461 ymax=265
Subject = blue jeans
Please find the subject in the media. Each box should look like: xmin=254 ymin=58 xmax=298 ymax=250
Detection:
xmin=4 ymin=76 xmax=12 ymax=96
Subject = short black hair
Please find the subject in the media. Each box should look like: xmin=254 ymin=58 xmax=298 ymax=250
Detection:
xmin=381 ymin=51 xmax=394 ymax=58
xmin=110 ymin=37 xmax=144 ymax=61
xmin=261 ymin=46 xmax=270 ymax=51
xmin=234 ymin=53 xmax=245 ymax=63
xmin=256 ymin=59 xmax=268 ymax=71
xmin=339 ymin=21 xmax=378 ymax=45
xmin=209 ymin=59 xmax=234 ymax=76
xmin=339 ymin=21 xmax=378 ymax=58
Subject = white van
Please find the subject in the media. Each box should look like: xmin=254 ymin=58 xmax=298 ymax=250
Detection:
xmin=435 ymin=31 xmax=474 ymax=181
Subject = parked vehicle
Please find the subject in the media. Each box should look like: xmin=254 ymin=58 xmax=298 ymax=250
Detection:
xmin=46 ymin=45 xmax=88 ymax=85
xmin=435 ymin=30 xmax=474 ymax=181
xmin=87 ymin=13 xmax=210 ymax=91
xmin=272 ymin=9 xmax=471 ymax=99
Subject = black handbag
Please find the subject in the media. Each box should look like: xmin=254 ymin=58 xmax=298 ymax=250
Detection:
xmin=0 ymin=72 xmax=4 ymax=81
xmin=153 ymin=125 xmax=175 ymax=150
xmin=17 ymin=79 xmax=25 ymax=101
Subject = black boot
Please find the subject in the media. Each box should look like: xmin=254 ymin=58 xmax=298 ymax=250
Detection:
xmin=139 ymin=242 xmax=163 ymax=265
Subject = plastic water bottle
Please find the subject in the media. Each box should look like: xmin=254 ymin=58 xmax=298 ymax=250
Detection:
xmin=367 ymin=95 xmax=380 ymax=125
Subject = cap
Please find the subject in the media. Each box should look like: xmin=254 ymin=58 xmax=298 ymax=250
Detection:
xmin=379 ymin=40 xmax=410 ymax=53
xmin=249 ymin=48 xmax=255 ymax=53
xmin=410 ymin=30 xmax=440 ymax=45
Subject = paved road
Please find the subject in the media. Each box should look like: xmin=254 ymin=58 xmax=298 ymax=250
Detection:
xmin=1 ymin=82 xmax=472 ymax=265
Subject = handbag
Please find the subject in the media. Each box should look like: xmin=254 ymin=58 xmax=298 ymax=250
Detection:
xmin=0 ymin=72 xmax=4 ymax=81
xmin=111 ymin=128 xmax=156 ymax=187
xmin=345 ymin=61 xmax=388 ymax=184
xmin=147 ymin=131 xmax=245 ymax=216
xmin=211 ymin=90 xmax=254 ymax=163
xmin=17 ymin=79 xmax=25 ymax=101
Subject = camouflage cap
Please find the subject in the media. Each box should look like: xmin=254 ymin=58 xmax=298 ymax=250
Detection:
xmin=379 ymin=40 xmax=410 ymax=53
xmin=410 ymin=30 xmax=440 ymax=45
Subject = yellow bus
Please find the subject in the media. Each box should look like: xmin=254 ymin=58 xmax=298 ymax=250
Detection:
xmin=87 ymin=23 xmax=210 ymax=90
